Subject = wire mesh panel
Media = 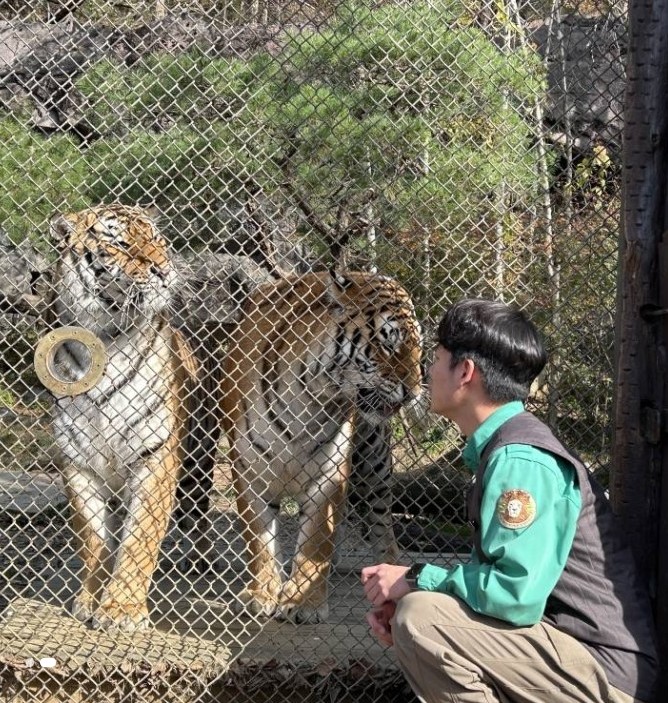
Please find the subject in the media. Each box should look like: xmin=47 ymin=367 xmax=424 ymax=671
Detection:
xmin=0 ymin=0 xmax=625 ymax=700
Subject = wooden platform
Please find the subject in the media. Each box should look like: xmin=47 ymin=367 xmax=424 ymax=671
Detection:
xmin=0 ymin=568 xmax=414 ymax=703
xmin=0 ymin=472 xmax=450 ymax=701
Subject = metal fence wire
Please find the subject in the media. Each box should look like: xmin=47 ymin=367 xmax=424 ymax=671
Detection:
xmin=0 ymin=0 xmax=626 ymax=701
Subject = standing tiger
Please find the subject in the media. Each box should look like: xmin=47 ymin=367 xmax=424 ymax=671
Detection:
xmin=222 ymin=270 xmax=423 ymax=623
xmin=46 ymin=204 xmax=220 ymax=631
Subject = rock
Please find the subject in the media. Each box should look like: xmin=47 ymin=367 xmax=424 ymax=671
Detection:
xmin=172 ymin=251 xmax=277 ymax=335
xmin=0 ymin=471 xmax=66 ymax=515
xmin=0 ymin=14 xmax=283 ymax=138
xmin=0 ymin=230 xmax=48 ymax=300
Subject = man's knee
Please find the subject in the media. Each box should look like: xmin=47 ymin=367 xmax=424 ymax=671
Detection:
xmin=393 ymin=591 xmax=462 ymax=653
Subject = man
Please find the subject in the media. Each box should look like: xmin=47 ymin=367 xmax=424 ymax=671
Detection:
xmin=361 ymin=298 xmax=657 ymax=703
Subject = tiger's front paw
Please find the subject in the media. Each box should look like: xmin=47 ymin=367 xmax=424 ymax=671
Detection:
xmin=71 ymin=594 xmax=96 ymax=625
xmin=235 ymin=587 xmax=281 ymax=618
xmin=275 ymin=580 xmax=329 ymax=624
xmin=92 ymin=600 xmax=151 ymax=632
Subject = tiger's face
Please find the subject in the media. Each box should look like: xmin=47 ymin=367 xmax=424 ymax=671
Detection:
xmin=330 ymin=272 xmax=423 ymax=422
xmin=50 ymin=205 xmax=178 ymax=333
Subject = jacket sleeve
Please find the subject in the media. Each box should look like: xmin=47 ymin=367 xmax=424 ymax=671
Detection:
xmin=416 ymin=445 xmax=581 ymax=626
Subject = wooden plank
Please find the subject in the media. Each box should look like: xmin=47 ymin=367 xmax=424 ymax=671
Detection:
xmin=0 ymin=597 xmax=231 ymax=676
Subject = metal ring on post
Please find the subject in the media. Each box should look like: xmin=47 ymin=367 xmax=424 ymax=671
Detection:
xmin=34 ymin=326 xmax=107 ymax=397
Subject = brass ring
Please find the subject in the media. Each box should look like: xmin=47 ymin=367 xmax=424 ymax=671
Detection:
xmin=34 ymin=326 xmax=107 ymax=397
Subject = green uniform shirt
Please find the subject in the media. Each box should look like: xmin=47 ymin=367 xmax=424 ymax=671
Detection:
xmin=417 ymin=401 xmax=582 ymax=626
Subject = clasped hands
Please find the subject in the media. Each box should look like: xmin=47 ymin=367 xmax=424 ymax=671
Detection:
xmin=360 ymin=563 xmax=411 ymax=647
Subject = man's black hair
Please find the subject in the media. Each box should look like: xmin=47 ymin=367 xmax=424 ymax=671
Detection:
xmin=437 ymin=298 xmax=547 ymax=403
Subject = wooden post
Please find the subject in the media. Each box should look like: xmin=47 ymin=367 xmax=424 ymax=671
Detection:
xmin=656 ymin=223 xmax=668 ymax=694
xmin=615 ymin=0 xmax=668 ymax=689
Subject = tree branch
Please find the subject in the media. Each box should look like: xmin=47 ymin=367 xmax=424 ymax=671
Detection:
xmin=46 ymin=0 xmax=89 ymax=23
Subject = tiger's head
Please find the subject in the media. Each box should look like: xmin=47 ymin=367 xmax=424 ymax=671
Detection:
xmin=326 ymin=270 xmax=423 ymax=423
xmin=50 ymin=204 xmax=178 ymax=334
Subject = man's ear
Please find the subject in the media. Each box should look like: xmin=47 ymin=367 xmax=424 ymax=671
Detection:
xmin=460 ymin=358 xmax=476 ymax=385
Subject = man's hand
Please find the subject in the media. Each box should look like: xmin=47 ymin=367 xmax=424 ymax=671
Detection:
xmin=360 ymin=563 xmax=411 ymax=606
xmin=366 ymin=601 xmax=396 ymax=647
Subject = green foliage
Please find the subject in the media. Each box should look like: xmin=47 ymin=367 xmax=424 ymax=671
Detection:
xmin=0 ymin=384 xmax=15 ymax=407
xmin=242 ymin=0 xmax=543 ymax=236
xmin=71 ymin=0 xmax=545 ymax=260
xmin=0 ymin=118 xmax=89 ymax=243
xmin=0 ymin=1 xmax=555 ymax=388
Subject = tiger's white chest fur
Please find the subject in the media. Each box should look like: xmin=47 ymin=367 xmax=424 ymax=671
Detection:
xmin=47 ymin=204 xmax=194 ymax=633
xmin=52 ymin=319 xmax=176 ymax=491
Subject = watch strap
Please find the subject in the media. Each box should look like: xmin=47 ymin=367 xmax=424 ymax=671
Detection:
xmin=404 ymin=562 xmax=426 ymax=590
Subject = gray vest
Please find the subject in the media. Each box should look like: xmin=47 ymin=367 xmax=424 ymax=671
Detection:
xmin=467 ymin=412 xmax=657 ymax=701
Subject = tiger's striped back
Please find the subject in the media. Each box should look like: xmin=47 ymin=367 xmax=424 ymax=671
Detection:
xmin=222 ymin=270 xmax=422 ymax=623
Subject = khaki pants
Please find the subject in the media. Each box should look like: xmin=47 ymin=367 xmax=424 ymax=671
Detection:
xmin=392 ymin=591 xmax=644 ymax=703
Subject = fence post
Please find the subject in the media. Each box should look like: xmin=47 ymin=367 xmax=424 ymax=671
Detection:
xmin=615 ymin=0 xmax=668 ymax=689
xmin=655 ymin=229 xmax=668 ymax=693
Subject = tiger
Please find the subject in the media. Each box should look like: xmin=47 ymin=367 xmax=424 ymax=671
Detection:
xmin=46 ymin=204 xmax=220 ymax=631
xmin=221 ymin=269 xmax=423 ymax=623
xmin=334 ymin=415 xmax=399 ymax=566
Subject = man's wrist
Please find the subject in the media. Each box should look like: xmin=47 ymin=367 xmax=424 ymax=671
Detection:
xmin=404 ymin=562 xmax=426 ymax=591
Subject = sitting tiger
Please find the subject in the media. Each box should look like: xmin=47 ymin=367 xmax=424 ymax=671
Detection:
xmin=46 ymin=204 xmax=220 ymax=631
xmin=222 ymin=270 xmax=423 ymax=623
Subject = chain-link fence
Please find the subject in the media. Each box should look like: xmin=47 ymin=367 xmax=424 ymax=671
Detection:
xmin=0 ymin=0 xmax=628 ymax=700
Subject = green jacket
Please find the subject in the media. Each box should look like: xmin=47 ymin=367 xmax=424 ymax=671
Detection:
xmin=417 ymin=401 xmax=581 ymax=626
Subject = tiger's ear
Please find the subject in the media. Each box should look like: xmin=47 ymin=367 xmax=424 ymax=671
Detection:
xmin=324 ymin=268 xmax=351 ymax=314
xmin=142 ymin=204 xmax=161 ymax=222
xmin=328 ymin=268 xmax=354 ymax=292
xmin=49 ymin=213 xmax=75 ymax=248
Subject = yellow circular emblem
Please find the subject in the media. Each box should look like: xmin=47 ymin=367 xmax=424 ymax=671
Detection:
xmin=496 ymin=489 xmax=536 ymax=529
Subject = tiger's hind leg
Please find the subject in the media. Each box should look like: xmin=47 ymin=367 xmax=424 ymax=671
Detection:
xmin=169 ymin=345 xmax=224 ymax=574
xmin=92 ymin=443 xmax=180 ymax=632
xmin=333 ymin=417 xmax=400 ymax=570
xmin=170 ymin=439 xmax=218 ymax=575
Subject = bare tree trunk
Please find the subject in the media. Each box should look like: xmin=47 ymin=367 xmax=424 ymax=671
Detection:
xmin=242 ymin=0 xmax=259 ymax=22
xmin=493 ymin=187 xmax=506 ymax=299
xmin=505 ymin=0 xmax=561 ymax=425
xmin=246 ymin=0 xmax=269 ymax=24
xmin=363 ymin=148 xmax=377 ymax=273
xmin=422 ymin=227 xmax=431 ymax=290
xmin=492 ymin=3 xmax=514 ymax=302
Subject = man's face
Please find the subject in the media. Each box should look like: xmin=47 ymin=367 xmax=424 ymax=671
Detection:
xmin=428 ymin=345 xmax=463 ymax=418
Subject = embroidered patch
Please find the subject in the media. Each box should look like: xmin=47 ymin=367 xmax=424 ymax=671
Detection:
xmin=496 ymin=490 xmax=536 ymax=529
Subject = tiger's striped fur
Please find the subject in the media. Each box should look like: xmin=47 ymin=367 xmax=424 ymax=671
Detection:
xmin=222 ymin=270 xmax=423 ymax=623
xmin=341 ymin=416 xmax=398 ymax=558
xmin=47 ymin=204 xmax=216 ymax=631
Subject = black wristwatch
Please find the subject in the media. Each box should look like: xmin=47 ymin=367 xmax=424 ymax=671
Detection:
xmin=404 ymin=562 xmax=426 ymax=591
